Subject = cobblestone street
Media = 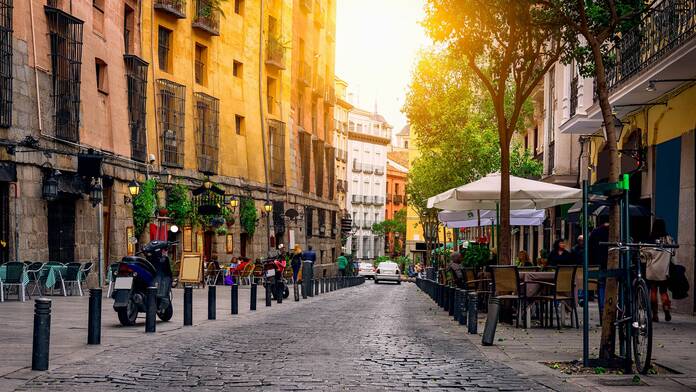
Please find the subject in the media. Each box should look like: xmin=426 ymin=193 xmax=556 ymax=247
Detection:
xmin=3 ymin=283 xmax=552 ymax=391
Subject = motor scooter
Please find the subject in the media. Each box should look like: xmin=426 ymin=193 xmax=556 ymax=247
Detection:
xmin=112 ymin=240 xmax=176 ymax=326
xmin=262 ymin=257 xmax=290 ymax=300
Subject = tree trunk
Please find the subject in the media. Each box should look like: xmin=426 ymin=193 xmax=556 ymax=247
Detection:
xmin=591 ymin=42 xmax=622 ymax=361
xmin=499 ymin=140 xmax=512 ymax=265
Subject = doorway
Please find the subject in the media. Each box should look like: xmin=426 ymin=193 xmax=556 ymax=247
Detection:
xmin=47 ymin=199 xmax=76 ymax=263
xmin=0 ymin=183 xmax=8 ymax=263
xmin=203 ymin=231 xmax=214 ymax=263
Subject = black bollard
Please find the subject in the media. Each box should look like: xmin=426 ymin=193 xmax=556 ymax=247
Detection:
xmin=231 ymin=284 xmax=239 ymax=314
xmin=482 ymin=298 xmax=500 ymax=346
xmin=459 ymin=289 xmax=468 ymax=326
xmin=443 ymin=285 xmax=450 ymax=312
xmin=276 ymin=282 xmax=283 ymax=304
xmin=32 ymin=298 xmax=51 ymax=371
xmin=250 ymin=283 xmax=257 ymax=310
xmin=453 ymin=289 xmax=461 ymax=322
xmin=302 ymin=279 xmax=308 ymax=299
xmin=265 ymin=283 xmax=272 ymax=307
xmin=448 ymin=287 xmax=456 ymax=317
xmin=315 ymin=279 xmax=320 ymax=295
xmin=467 ymin=292 xmax=478 ymax=334
xmin=184 ymin=286 xmax=193 ymax=326
xmin=145 ymin=286 xmax=157 ymax=333
xmin=88 ymin=288 xmax=102 ymax=344
xmin=321 ymin=278 xmax=326 ymax=293
xmin=208 ymin=285 xmax=216 ymax=320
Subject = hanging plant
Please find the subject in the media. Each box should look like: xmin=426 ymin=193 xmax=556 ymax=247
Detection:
xmin=166 ymin=183 xmax=193 ymax=228
xmin=210 ymin=216 xmax=225 ymax=228
xmin=132 ymin=179 xmax=158 ymax=236
xmin=215 ymin=226 xmax=228 ymax=236
xmin=239 ymin=197 xmax=257 ymax=237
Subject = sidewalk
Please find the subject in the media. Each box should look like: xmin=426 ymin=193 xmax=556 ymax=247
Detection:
xmin=463 ymin=299 xmax=696 ymax=391
xmin=0 ymin=284 xmax=310 ymax=385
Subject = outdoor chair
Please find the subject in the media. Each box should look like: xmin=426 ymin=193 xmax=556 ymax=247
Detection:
xmin=107 ymin=263 xmax=120 ymax=297
xmin=1 ymin=262 xmax=27 ymax=302
xmin=463 ymin=267 xmax=491 ymax=303
xmin=252 ymin=264 xmax=264 ymax=284
xmin=205 ymin=263 xmax=224 ymax=286
xmin=63 ymin=263 xmax=84 ymax=296
xmin=26 ymin=262 xmax=44 ymax=297
xmin=537 ymin=266 xmax=579 ymax=329
xmin=239 ymin=263 xmax=256 ymax=285
xmin=79 ymin=262 xmax=94 ymax=284
xmin=40 ymin=261 xmax=67 ymax=296
xmin=490 ymin=266 xmax=528 ymax=328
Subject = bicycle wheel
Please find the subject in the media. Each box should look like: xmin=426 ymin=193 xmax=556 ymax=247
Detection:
xmin=632 ymin=279 xmax=653 ymax=374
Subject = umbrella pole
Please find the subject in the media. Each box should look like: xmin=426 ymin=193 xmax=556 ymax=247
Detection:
xmin=582 ymin=180 xmax=589 ymax=367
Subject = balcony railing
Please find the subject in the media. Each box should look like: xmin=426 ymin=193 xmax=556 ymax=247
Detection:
xmin=569 ymin=75 xmax=578 ymax=117
xmin=324 ymin=85 xmax=335 ymax=105
xmin=393 ymin=194 xmax=404 ymax=205
xmin=374 ymin=196 xmax=384 ymax=206
xmin=351 ymin=194 xmax=362 ymax=204
xmin=352 ymin=159 xmax=361 ymax=172
xmin=362 ymin=220 xmax=373 ymax=229
xmin=154 ymin=0 xmax=186 ymax=19
xmin=374 ymin=166 xmax=384 ymax=175
xmin=313 ymin=75 xmax=324 ymax=98
xmin=192 ymin=0 xmax=220 ymax=36
xmin=266 ymin=35 xmax=285 ymax=69
xmin=602 ymin=0 xmax=696 ymax=94
xmin=362 ymin=195 xmax=372 ymax=205
xmin=362 ymin=164 xmax=374 ymax=174
xmin=386 ymin=194 xmax=393 ymax=203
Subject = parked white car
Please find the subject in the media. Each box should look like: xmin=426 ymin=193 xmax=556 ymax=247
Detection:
xmin=374 ymin=261 xmax=401 ymax=284
xmin=358 ymin=262 xmax=375 ymax=279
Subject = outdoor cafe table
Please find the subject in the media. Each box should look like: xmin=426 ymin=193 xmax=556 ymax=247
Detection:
xmin=519 ymin=271 xmax=555 ymax=297
xmin=42 ymin=264 xmax=68 ymax=290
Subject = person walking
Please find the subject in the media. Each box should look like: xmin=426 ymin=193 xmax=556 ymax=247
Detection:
xmin=336 ymin=252 xmax=348 ymax=277
xmin=290 ymin=245 xmax=303 ymax=301
xmin=547 ymin=239 xmax=574 ymax=266
xmin=644 ymin=218 xmax=674 ymax=322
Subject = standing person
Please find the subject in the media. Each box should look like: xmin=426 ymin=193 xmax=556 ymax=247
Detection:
xmin=302 ymin=245 xmax=316 ymax=263
xmin=571 ymin=235 xmax=585 ymax=265
xmin=547 ymin=239 xmax=574 ymax=266
xmin=589 ymin=214 xmax=610 ymax=318
xmin=336 ymin=252 xmax=348 ymax=277
xmin=447 ymin=252 xmax=464 ymax=288
xmin=644 ymin=218 xmax=674 ymax=322
xmin=290 ymin=245 xmax=303 ymax=301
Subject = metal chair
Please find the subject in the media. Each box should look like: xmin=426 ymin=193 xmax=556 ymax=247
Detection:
xmin=79 ymin=262 xmax=94 ymax=284
xmin=537 ymin=266 xmax=579 ymax=329
xmin=1 ymin=262 xmax=27 ymax=302
xmin=490 ymin=266 xmax=528 ymax=328
xmin=63 ymin=263 xmax=84 ymax=296
xmin=25 ymin=262 xmax=45 ymax=297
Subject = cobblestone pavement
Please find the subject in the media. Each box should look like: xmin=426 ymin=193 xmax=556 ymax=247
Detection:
xmin=9 ymin=283 xmax=551 ymax=391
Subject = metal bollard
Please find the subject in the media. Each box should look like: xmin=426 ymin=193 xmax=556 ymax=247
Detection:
xmin=250 ymin=283 xmax=257 ymax=310
xmin=308 ymin=279 xmax=315 ymax=297
xmin=443 ymin=285 xmax=450 ymax=312
xmin=32 ymin=298 xmax=51 ymax=371
xmin=208 ymin=285 xmax=216 ymax=320
xmin=452 ymin=289 xmax=460 ymax=322
xmin=459 ymin=290 xmax=468 ymax=326
xmin=145 ymin=286 xmax=157 ymax=333
xmin=231 ymin=284 xmax=239 ymax=314
xmin=276 ymin=282 xmax=283 ymax=304
xmin=437 ymin=284 xmax=444 ymax=308
xmin=482 ymin=298 xmax=500 ymax=346
xmin=302 ymin=279 xmax=308 ymax=299
xmin=448 ymin=286 xmax=456 ymax=317
xmin=88 ymin=288 xmax=102 ymax=344
xmin=321 ymin=278 xmax=325 ymax=293
xmin=315 ymin=279 xmax=320 ymax=295
xmin=467 ymin=292 xmax=478 ymax=334
xmin=184 ymin=286 xmax=193 ymax=326
xmin=265 ymin=283 xmax=272 ymax=307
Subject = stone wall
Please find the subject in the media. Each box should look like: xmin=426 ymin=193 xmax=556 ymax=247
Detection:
xmin=674 ymin=130 xmax=695 ymax=314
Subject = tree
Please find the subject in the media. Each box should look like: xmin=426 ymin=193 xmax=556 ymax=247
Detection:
xmin=537 ymin=0 xmax=657 ymax=361
xmin=372 ymin=209 xmax=407 ymax=255
xmin=423 ymin=0 xmax=565 ymax=264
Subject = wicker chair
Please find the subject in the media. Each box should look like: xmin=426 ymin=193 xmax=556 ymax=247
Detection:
xmin=490 ymin=266 xmax=528 ymax=328
xmin=537 ymin=266 xmax=579 ymax=329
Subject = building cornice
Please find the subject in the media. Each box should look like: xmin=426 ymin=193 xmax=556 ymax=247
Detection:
xmin=348 ymin=131 xmax=391 ymax=146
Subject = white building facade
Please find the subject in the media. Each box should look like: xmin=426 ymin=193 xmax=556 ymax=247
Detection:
xmin=346 ymin=107 xmax=392 ymax=260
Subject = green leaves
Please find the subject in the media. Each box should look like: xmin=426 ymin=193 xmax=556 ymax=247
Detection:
xmin=166 ymin=183 xmax=194 ymax=227
xmin=239 ymin=198 xmax=257 ymax=237
xmin=133 ymin=179 xmax=158 ymax=236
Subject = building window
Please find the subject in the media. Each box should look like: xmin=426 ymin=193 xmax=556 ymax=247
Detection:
xmin=311 ymin=100 xmax=317 ymax=134
xmin=235 ymin=114 xmax=244 ymax=135
xmin=268 ymin=119 xmax=286 ymax=186
xmin=194 ymin=44 xmax=207 ymax=85
xmin=305 ymin=207 xmax=313 ymax=238
xmin=318 ymin=209 xmax=326 ymax=237
xmin=92 ymin=0 xmax=104 ymax=35
xmin=194 ymin=92 xmax=219 ymax=175
xmin=299 ymin=131 xmax=312 ymax=193
xmin=156 ymin=79 xmax=186 ymax=168
xmin=95 ymin=58 xmax=108 ymax=93
xmin=124 ymin=55 xmax=148 ymax=162
xmin=234 ymin=0 xmax=244 ymax=15
xmin=233 ymin=60 xmax=243 ymax=77
xmin=157 ymin=26 xmax=171 ymax=72
xmin=0 ymin=0 xmax=12 ymax=128
xmin=325 ymin=146 xmax=335 ymax=200
xmin=46 ymin=5 xmax=84 ymax=142
xmin=404 ymin=140 xmax=408 ymax=149
xmin=313 ymin=139 xmax=324 ymax=197
xmin=123 ymin=4 xmax=134 ymax=54
xmin=298 ymin=90 xmax=305 ymax=127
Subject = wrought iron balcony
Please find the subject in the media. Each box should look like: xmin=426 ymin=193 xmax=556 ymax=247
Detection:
xmin=299 ymin=61 xmax=311 ymax=87
xmin=352 ymin=159 xmax=361 ymax=172
xmin=362 ymin=195 xmax=372 ymax=205
xmin=192 ymin=0 xmax=220 ymax=35
xmin=324 ymin=85 xmax=335 ymax=106
xmin=569 ymin=75 xmax=578 ymax=117
xmin=265 ymin=35 xmax=285 ymax=69
xmin=154 ymin=0 xmax=186 ymax=19
xmin=393 ymin=194 xmax=404 ymax=205
xmin=374 ymin=196 xmax=384 ymax=206
xmin=602 ymin=0 xmax=696 ymax=94
xmin=351 ymin=194 xmax=362 ymax=204
xmin=362 ymin=164 xmax=374 ymax=174
xmin=374 ymin=166 xmax=384 ymax=175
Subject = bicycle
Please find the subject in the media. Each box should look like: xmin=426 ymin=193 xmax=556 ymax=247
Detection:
xmin=601 ymin=241 xmax=678 ymax=374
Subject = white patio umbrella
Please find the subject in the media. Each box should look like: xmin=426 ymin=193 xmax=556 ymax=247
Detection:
xmin=427 ymin=173 xmax=582 ymax=211
xmin=438 ymin=209 xmax=546 ymax=228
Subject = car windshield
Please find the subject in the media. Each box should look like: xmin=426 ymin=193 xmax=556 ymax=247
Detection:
xmin=359 ymin=263 xmax=373 ymax=268
xmin=379 ymin=262 xmax=397 ymax=269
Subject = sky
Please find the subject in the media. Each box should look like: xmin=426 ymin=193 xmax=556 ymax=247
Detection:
xmin=335 ymin=0 xmax=431 ymax=134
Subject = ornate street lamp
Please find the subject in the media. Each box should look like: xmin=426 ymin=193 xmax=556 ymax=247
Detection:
xmin=229 ymin=196 xmax=239 ymax=209
xmin=90 ymin=182 xmax=103 ymax=207
xmin=128 ymin=179 xmax=140 ymax=197
xmin=42 ymin=171 xmax=59 ymax=201
xmin=263 ymin=201 xmax=273 ymax=213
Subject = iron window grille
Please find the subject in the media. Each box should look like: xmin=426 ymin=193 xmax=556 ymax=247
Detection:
xmin=124 ymin=55 xmax=148 ymax=162
xmin=194 ymin=92 xmax=219 ymax=175
xmin=318 ymin=209 xmax=326 ymax=237
xmin=0 ymin=0 xmax=12 ymax=128
xmin=268 ymin=119 xmax=286 ymax=186
xmin=299 ymin=131 xmax=311 ymax=193
xmin=272 ymin=201 xmax=285 ymax=237
xmin=325 ymin=146 xmax=335 ymax=200
xmin=45 ymin=4 xmax=84 ymax=143
xmin=154 ymin=0 xmax=186 ymax=19
xmin=193 ymin=0 xmax=220 ymax=36
xmin=313 ymin=139 xmax=324 ymax=197
xmin=156 ymin=79 xmax=186 ymax=168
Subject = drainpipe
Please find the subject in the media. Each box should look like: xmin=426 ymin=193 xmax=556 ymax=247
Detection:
xmin=258 ymin=0 xmax=272 ymax=254
xmin=10 ymin=183 xmax=19 ymax=262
